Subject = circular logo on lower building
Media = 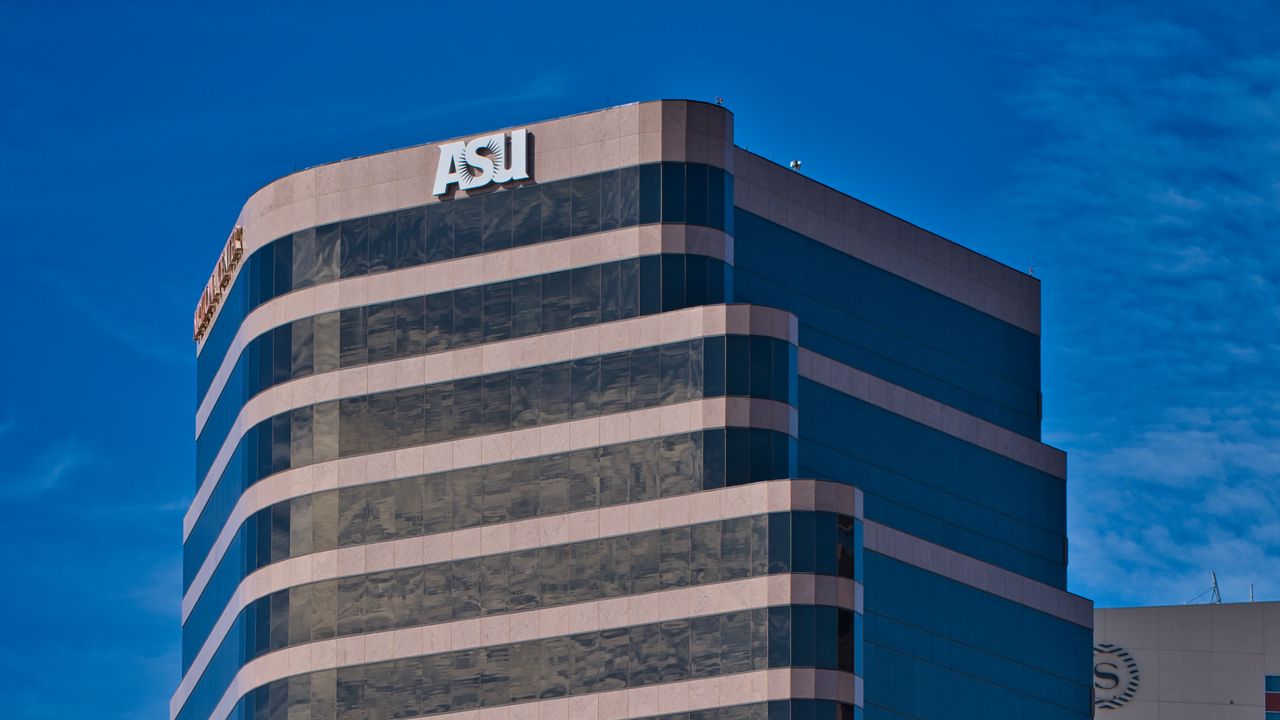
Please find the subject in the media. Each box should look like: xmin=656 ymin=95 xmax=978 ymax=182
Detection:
xmin=1093 ymin=643 xmax=1140 ymax=710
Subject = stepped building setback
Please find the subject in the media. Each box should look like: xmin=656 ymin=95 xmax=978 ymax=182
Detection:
xmin=176 ymin=100 xmax=1092 ymax=720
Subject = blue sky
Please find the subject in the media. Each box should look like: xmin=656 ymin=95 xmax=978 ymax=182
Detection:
xmin=1 ymin=1 xmax=1276 ymax=717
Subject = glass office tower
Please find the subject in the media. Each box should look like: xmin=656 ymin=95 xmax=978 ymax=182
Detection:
xmin=176 ymin=101 xmax=1089 ymax=720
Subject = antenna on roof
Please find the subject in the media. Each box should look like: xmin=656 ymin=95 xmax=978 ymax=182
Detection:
xmin=1184 ymin=572 xmax=1225 ymax=604
xmin=1250 ymin=583 xmax=1255 ymax=602
xmin=715 ymin=96 xmax=725 ymax=106
xmin=789 ymin=160 xmax=803 ymax=172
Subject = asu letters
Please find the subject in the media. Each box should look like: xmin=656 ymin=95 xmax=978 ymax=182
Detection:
xmin=433 ymin=128 xmax=530 ymax=195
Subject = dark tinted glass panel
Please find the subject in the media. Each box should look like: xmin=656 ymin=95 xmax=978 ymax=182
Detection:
xmin=686 ymin=255 xmax=708 ymax=307
xmin=424 ymin=293 xmax=453 ymax=353
xmin=541 ymin=182 xmax=570 ymax=240
xmin=542 ymin=271 xmax=570 ymax=333
xmin=600 ymin=170 xmax=621 ymax=232
xmin=339 ymin=218 xmax=367 ymax=279
xmin=453 ymin=287 xmax=482 ymax=346
xmin=726 ymin=336 xmax=750 ymax=397
xmin=395 ymin=207 xmax=426 ymax=269
xmin=661 ymin=163 xmax=686 ymax=223
xmin=708 ymin=168 xmax=726 ymax=230
xmin=571 ymin=173 xmax=601 ymax=236
xmin=366 ymin=302 xmax=396 ymax=363
xmin=291 ymin=228 xmax=320 ymax=290
xmin=661 ymin=255 xmax=686 ymax=312
xmin=483 ymin=282 xmax=512 ymax=342
xmin=639 ymin=164 xmax=661 ymax=224
xmin=454 ymin=201 xmax=484 ymax=257
xmin=482 ymin=191 xmax=512 ymax=253
xmin=367 ymin=213 xmax=395 ymax=275
xmin=424 ymin=203 xmax=453 ymax=262
xmin=511 ymin=184 xmax=541 ymax=247
xmin=706 ymin=335 xmax=727 ymax=394
xmin=511 ymin=276 xmax=542 ymax=337
xmin=339 ymin=309 xmax=367 ymax=368
xmin=571 ymin=357 xmax=600 ymax=419
xmin=600 ymin=262 xmax=622 ymax=324
xmin=619 ymin=258 xmax=640 ymax=319
xmin=395 ymin=297 xmax=426 ymax=359
xmin=272 ymin=237 xmax=292 ymax=300
xmin=686 ymin=163 xmax=708 ymax=227
xmin=639 ymin=255 xmax=661 ymax=316
xmin=570 ymin=266 xmax=600 ymax=328
xmin=619 ymin=166 xmax=640 ymax=226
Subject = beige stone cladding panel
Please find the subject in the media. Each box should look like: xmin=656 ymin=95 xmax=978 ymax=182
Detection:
xmin=196 ymin=100 xmax=736 ymax=354
xmin=189 ymin=303 xmax=796 ymax=524
xmin=1095 ymin=603 xmax=1276 ymax=714
xmin=733 ymin=148 xmax=1040 ymax=335
xmin=1206 ymin=602 xmax=1268 ymax=656
xmin=185 ymin=396 xmax=798 ymax=609
xmin=863 ymin=520 xmax=1092 ymax=627
xmin=637 ymin=100 xmax=735 ymax=175
xmin=173 ymin=573 xmax=859 ymax=720
xmin=799 ymin=348 xmax=1066 ymax=478
xmin=196 ymin=224 xmax=734 ymax=430
xmin=1095 ymin=605 xmax=1160 ymax=652
xmin=181 ymin=481 xmax=862 ymax=694
xmin=1267 ymin=602 xmax=1280 ymax=677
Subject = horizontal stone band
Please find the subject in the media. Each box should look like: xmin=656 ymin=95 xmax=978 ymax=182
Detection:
xmin=342 ymin=669 xmax=862 ymax=720
xmin=185 ymin=397 xmax=798 ymax=606
xmin=863 ymin=519 xmax=1091 ymax=627
xmin=734 ymin=149 xmax=1039 ymax=335
xmin=191 ymin=303 xmax=798 ymax=526
xmin=798 ymin=348 xmax=1065 ymax=478
xmin=198 ymin=224 xmax=734 ymax=426
xmin=181 ymin=479 xmax=864 ymax=688
xmin=173 ymin=573 xmax=861 ymax=720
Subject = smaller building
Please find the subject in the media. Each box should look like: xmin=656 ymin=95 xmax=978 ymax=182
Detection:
xmin=1094 ymin=601 xmax=1280 ymax=719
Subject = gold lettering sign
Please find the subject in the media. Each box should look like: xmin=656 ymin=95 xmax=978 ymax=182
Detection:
xmin=193 ymin=226 xmax=245 ymax=341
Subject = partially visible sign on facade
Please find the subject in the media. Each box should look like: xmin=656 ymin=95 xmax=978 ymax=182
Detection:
xmin=193 ymin=226 xmax=245 ymax=341
xmin=1094 ymin=643 xmax=1140 ymax=710
xmin=433 ymin=128 xmax=530 ymax=196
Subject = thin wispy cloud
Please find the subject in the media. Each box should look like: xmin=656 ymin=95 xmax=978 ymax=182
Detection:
xmin=0 ymin=436 xmax=96 ymax=499
xmin=44 ymin=272 xmax=192 ymax=366
xmin=980 ymin=0 xmax=1280 ymax=604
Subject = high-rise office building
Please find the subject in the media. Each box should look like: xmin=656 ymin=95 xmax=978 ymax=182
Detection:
xmin=176 ymin=100 xmax=1092 ymax=720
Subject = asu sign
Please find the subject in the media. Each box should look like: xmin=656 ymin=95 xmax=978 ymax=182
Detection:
xmin=433 ymin=128 xmax=530 ymax=196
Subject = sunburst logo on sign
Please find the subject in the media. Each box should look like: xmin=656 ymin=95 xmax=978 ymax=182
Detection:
xmin=1094 ymin=643 xmax=1140 ymax=710
xmin=433 ymin=129 xmax=530 ymax=196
